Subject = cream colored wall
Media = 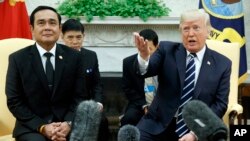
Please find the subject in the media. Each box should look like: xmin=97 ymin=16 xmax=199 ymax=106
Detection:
xmin=243 ymin=0 xmax=250 ymax=74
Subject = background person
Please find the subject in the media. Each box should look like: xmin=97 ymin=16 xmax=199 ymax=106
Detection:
xmin=120 ymin=29 xmax=159 ymax=127
xmin=61 ymin=18 xmax=109 ymax=141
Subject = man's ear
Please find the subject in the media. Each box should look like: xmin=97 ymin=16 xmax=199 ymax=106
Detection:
xmin=30 ymin=25 xmax=34 ymax=35
xmin=156 ymin=44 xmax=159 ymax=49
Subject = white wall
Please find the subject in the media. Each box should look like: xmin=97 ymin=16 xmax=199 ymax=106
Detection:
xmin=25 ymin=0 xmax=250 ymax=76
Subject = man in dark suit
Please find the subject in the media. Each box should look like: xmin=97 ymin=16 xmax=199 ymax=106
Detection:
xmin=121 ymin=29 xmax=159 ymax=126
xmin=134 ymin=9 xmax=231 ymax=141
xmin=5 ymin=6 xmax=86 ymax=141
xmin=61 ymin=19 xmax=109 ymax=141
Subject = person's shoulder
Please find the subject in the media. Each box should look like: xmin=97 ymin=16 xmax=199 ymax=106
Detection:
xmin=81 ymin=48 xmax=97 ymax=55
xmin=58 ymin=44 xmax=79 ymax=53
xmin=207 ymin=48 xmax=231 ymax=64
xmin=159 ymin=41 xmax=180 ymax=46
xmin=81 ymin=48 xmax=98 ymax=61
xmin=10 ymin=44 xmax=33 ymax=57
xmin=159 ymin=41 xmax=182 ymax=50
xmin=58 ymin=43 xmax=72 ymax=50
xmin=123 ymin=53 xmax=137 ymax=62
xmin=158 ymin=41 xmax=182 ymax=53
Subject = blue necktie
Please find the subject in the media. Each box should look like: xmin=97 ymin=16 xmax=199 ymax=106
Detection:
xmin=176 ymin=53 xmax=196 ymax=137
xmin=44 ymin=52 xmax=54 ymax=92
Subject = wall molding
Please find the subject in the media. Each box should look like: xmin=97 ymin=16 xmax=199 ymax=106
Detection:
xmin=61 ymin=16 xmax=180 ymax=25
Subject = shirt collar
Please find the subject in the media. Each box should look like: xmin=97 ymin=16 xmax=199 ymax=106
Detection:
xmin=36 ymin=43 xmax=56 ymax=58
xmin=186 ymin=45 xmax=206 ymax=62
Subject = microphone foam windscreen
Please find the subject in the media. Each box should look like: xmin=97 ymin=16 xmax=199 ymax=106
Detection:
xmin=182 ymin=100 xmax=228 ymax=141
xmin=70 ymin=100 xmax=102 ymax=141
xmin=118 ymin=124 xmax=140 ymax=141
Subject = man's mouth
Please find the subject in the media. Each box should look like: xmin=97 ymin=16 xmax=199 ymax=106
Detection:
xmin=188 ymin=40 xmax=196 ymax=46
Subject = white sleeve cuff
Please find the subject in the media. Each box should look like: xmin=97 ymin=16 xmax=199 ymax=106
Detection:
xmin=137 ymin=54 xmax=149 ymax=75
xmin=142 ymin=104 xmax=148 ymax=110
xmin=190 ymin=131 xmax=198 ymax=141
xmin=97 ymin=102 xmax=103 ymax=110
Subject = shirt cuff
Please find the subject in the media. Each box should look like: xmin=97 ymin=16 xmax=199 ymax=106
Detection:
xmin=97 ymin=102 xmax=103 ymax=110
xmin=137 ymin=54 xmax=149 ymax=75
xmin=142 ymin=104 xmax=148 ymax=110
xmin=190 ymin=131 xmax=198 ymax=141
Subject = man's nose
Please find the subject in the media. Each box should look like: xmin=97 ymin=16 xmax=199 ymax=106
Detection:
xmin=44 ymin=23 xmax=50 ymax=29
xmin=188 ymin=29 xmax=195 ymax=36
xmin=72 ymin=38 xmax=79 ymax=43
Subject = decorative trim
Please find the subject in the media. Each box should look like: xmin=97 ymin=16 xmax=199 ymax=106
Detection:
xmin=61 ymin=16 xmax=180 ymax=25
xmin=81 ymin=24 xmax=180 ymax=47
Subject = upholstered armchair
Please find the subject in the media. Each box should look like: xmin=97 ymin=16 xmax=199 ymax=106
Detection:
xmin=0 ymin=38 xmax=35 ymax=140
xmin=206 ymin=39 xmax=243 ymax=126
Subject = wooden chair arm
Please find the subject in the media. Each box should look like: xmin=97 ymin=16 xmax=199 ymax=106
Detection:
xmin=0 ymin=134 xmax=15 ymax=141
xmin=228 ymin=104 xmax=243 ymax=125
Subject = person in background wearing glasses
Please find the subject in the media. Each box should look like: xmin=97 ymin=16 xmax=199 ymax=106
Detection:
xmin=61 ymin=19 xmax=109 ymax=141
xmin=133 ymin=9 xmax=231 ymax=141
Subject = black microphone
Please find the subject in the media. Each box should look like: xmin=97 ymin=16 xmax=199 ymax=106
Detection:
xmin=69 ymin=100 xmax=102 ymax=141
xmin=118 ymin=124 xmax=140 ymax=141
xmin=182 ymin=100 xmax=228 ymax=141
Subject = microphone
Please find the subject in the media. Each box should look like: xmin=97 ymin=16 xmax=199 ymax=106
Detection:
xmin=182 ymin=100 xmax=228 ymax=141
xmin=118 ymin=124 xmax=140 ymax=141
xmin=69 ymin=100 xmax=102 ymax=141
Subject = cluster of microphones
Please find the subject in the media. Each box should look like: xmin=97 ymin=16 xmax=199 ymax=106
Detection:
xmin=69 ymin=100 xmax=228 ymax=141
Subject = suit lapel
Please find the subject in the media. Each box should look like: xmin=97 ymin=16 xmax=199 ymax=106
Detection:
xmin=52 ymin=44 xmax=65 ymax=98
xmin=193 ymin=47 xmax=215 ymax=98
xmin=175 ymin=44 xmax=187 ymax=90
xmin=30 ymin=44 xmax=50 ymax=93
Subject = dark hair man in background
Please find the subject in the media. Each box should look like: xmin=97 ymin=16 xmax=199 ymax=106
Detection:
xmin=120 ymin=29 xmax=159 ymax=126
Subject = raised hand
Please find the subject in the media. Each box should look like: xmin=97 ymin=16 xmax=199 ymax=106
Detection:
xmin=133 ymin=32 xmax=150 ymax=60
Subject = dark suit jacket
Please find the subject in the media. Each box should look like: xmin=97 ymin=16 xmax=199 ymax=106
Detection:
xmin=121 ymin=54 xmax=146 ymax=125
xmin=80 ymin=48 xmax=109 ymax=141
xmin=136 ymin=41 xmax=231 ymax=135
xmin=122 ymin=54 xmax=146 ymax=110
xmin=5 ymin=43 xmax=86 ymax=137
xmin=80 ymin=48 xmax=103 ymax=103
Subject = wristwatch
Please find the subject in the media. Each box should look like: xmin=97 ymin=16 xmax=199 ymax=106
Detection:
xmin=66 ymin=121 xmax=72 ymax=127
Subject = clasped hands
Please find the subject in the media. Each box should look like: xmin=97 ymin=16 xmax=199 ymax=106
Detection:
xmin=40 ymin=122 xmax=71 ymax=141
